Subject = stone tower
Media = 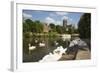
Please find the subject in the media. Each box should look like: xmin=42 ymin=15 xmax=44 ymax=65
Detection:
xmin=63 ymin=19 xmax=67 ymax=28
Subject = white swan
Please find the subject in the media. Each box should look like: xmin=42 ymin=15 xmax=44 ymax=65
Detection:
xmin=39 ymin=42 xmax=45 ymax=47
xmin=69 ymin=38 xmax=87 ymax=47
xmin=39 ymin=46 xmax=67 ymax=62
xmin=54 ymin=41 xmax=59 ymax=46
xmin=35 ymin=39 xmax=38 ymax=43
xmin=53 ymin=46 xmax=67 ymax=55
xmin=69 ymin=39 xmax=78 ymax=47
xmin=28 ymin=43 xmax=36 ymax=54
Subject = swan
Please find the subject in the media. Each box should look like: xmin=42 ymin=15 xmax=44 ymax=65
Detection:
xmin=35 ymin=39 xmax=38 ymax=43
xmin=69 ymin=38 xmax=87 ymax=47
xmin=39 ymin=42 xmax=45 ymax=47
xmin=39 ymin=46 xmax=67 ymax=62
xmin=28 ymin=43 xmax=36 ymax=54
xmin=69 ymin=39 xmax=78 ymax=47
xmin=53 ymin=46 xmax=67 ymax=55
xmin=54 ymin=41 xmax=59 ymax=46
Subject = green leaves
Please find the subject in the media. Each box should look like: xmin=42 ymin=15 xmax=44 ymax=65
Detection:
xmin=23 ymin=19 xmax=43 ymax=33
xmin=78 ymin=13 xmax=91 ymax=39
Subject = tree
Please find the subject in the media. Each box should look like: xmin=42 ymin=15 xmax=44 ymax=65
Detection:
xmin=23 ymin=22 xmax=29 ymax=32
xmin=24 ymin=19 xmax=34 ymax=32
xmin=23 ymin=19 xmax=43 ymax=33
xmin=49 ymin=23 xmax=56 ymax=32
xmin=78 ymin=13 xmax=91 ymax=39
xmin=33 ymin=20 xmax=43 ymax=33
xmin=56 ymin=25 xmax=63 ymax=34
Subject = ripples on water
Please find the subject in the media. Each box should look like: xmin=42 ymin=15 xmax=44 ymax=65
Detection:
xmin=23 ymin=36 xmax=70 ymax=62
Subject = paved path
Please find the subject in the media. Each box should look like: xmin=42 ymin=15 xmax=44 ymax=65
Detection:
xmin=59 ymin=48 xmax=91 ymax=61
xmin=76 ymin=48 xmax=91 ymax=60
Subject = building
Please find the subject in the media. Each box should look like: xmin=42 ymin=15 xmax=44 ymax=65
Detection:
xmin=43 ymin=23 xmax=49 ymax=33
xmin=63 ymin=19 xmax=67 ymax=28
xmin=62 ymin=19 xmax=73 ymax=32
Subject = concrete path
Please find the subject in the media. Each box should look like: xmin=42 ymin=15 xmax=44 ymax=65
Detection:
xmin=76 ymin=48 xmax=91 ymax=60
xmin=59 ymin=48 xmax=91 ymax=61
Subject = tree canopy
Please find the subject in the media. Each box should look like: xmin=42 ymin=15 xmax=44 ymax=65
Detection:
xmin=23 ymin=19 xmax=43 ymax=33
xmin=78 ymin=13 xmax=91 ymax=39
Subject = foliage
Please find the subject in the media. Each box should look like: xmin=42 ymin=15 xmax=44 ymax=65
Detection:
xmin=56 ymin=25 xmax=63 ymax=34
xmin=33 ymin=20 xmax=43 ymax=33
xmin=23 ymin=18 xmax=79 ymax=35
xmin=23 ymin=19 xmax=43 ymax=33
xmin=49 ymin=23 xmax=56 ymax=32
xmin=78 ymin=13 xmax=91 ymax=38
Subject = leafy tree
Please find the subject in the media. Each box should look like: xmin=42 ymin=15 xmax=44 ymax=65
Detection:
xmin=49 ymin=23 xmax=56 ymax=32
xmin=67 ymin=27 xmax=72 ymax=34
xmin=23 ymin=22 xmax=29 ymax=32
xmin=24 ymin=19 xmax=34 ymax=32
xmin=49 ymin=23 xmax=55 ymax=29
xmin=23 ymin=19 xmax=43 ymax=33
xmin=33 ymin=20 xmax=43 ymax=33
xmin=78 ymin=13 xmax=91 ymax=39
xmin=56 ymin=25 xmax=63 ymax=34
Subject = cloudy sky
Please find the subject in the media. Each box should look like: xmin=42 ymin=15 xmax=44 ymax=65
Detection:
xmin=23 ymin=10 xmax=84 ymax=27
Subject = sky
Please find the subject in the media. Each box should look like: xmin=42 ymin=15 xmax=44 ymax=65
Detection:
xmin=23 ymin=10 xmax=84 ymax=28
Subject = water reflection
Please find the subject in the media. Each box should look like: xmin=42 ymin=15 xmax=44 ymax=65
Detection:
xmin=23 ymin=36 xmax=70 ymax=62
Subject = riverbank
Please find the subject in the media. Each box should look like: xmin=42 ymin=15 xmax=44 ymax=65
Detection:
xmin=24 ymin=32 xmax=79 ymax=37
xmin=59 ymin=47 xmax=91 ymax=61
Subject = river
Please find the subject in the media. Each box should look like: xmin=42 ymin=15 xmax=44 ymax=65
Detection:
xmin=23 ymin=35 xmax=70 ymax=62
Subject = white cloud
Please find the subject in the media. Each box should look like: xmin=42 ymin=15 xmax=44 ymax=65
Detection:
xmin=23 ymin=13 xmax=32 ymax=18
xmin=45 ymin=17 xmax=55 ymax=24
xmin=62 ymin=16 xmax=68 ymax=20
xmin=45 ymin=17 xmax=62 ymax=25
xmin=56 ymin=12 xmax=68 ymax=16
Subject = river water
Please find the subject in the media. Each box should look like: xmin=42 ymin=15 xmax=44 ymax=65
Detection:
xmin=23 ymin=36 xmax=70 ymax=62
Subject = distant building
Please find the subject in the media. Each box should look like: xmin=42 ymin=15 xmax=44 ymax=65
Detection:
xmin=43 ymin=23 xmax=49 ymax=33
xmin=62 ymin=19 xmax=72 ymax=32
xmin=63 ymin=19 xmax=67 ymax=28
